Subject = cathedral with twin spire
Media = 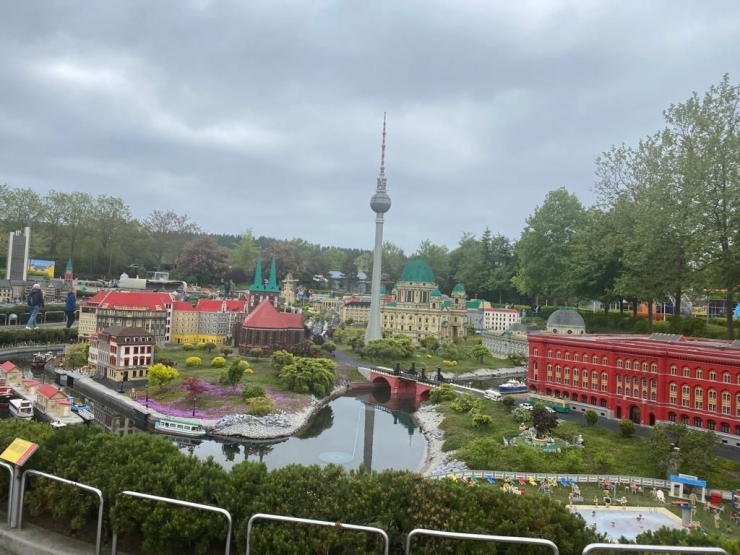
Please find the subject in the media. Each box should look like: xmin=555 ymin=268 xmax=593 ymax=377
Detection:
xmin=247 ymin=253 xmax=281 ymax=310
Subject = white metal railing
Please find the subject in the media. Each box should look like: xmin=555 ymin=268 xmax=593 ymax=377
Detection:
xmin=0 ymin=461 xmax=14 ymax=526
xmin=19 ymin=469 xmax=104 ymax=555
xmin=111 ymin=490 xmax=233 ymax=555
xmin=246 ymin=513 xmax=390 ymax=555
xmin=405 ymin=529 xmax=559 ymax=554
xmin=582 ymin=544 xmax=728 ymax=554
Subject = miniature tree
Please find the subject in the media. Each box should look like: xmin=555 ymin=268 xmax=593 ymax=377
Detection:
xmin=249 ymin=347 xmax=263 ymax=361
xmin=182 ymin=376 xmax=207 ymax=401
xmin=532 ymin=404 xmax=558 ymax=438
xmin=225 ymin=358 xmax=252 ymax=390
xmin=204 ymin=342 xmax=217 ymax=353
xmin=619 ymin=419 xmax=636 ymax=438
xmin=585 ymin=410 xmax=598 ymax=427
xmin=148 ymin=363 xmax=179 ymax=390
xmin=471 ymin=343 xmax=489 ymax=363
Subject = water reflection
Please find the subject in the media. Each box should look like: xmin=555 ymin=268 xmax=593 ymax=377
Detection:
xmin=187 ymin=394 xmax=426 ymax=472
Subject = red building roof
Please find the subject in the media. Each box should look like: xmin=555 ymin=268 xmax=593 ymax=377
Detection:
xmin=22 ymin=379 xmax=40 ymax=387
xmin=37 ymin=383 xmax=65 ymax=399
xmin=0 ymin=361 xmax=20 ymax=373
xmin=196 ymin=299 xmax=222 ymax=312
xmin=241 ymin=300 xmax=304 ymax=330
xmin=224 ymin=300 xmax=247 ymax=312
xmin=83 ymin=291 xmax=171 ymax=310
xmin=485 ymin=307 xmax=519 ymax=313
xmin=171 ymin=301 xmax=195 ymax=311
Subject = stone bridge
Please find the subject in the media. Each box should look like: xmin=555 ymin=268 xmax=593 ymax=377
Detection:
xmin=362 ymin=365 xmax=439 ymax=405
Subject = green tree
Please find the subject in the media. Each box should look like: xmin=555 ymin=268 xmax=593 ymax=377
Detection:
xmin=584 ymin=410 xmax=598 ymax=427
xmin=440 ymin=340 xmax=459 ymax=362
xmin=322 ymin=340 xmax=336 ymax=355
xmin=471 ymin=343 xmax=489 ymax=363
xmin=501 ymin=395 xmax=516 ymax=409
xmin=619 ymin=418 xmax=636 ymax=438
xmin=225 ymin=358 xmax=252 ymax=390
xmin=230 ymin=229 xmax=259 ymax=273
xmin=532 ymin=404 xmax=558 ymax=438
xmin=64 ymin=342 xmax=90 ymax=369
xmin=144 ymin=209 xmax=201 ymax=270
xmin=278 ymin=356 xmax=336 ymax=396
xmin=148 ymin=363 xmax=179 ymax=390
xmin=249 ymin=347 xmax=263 ymax=361
xmin=270 ymin=349 xmax=296 ymax=370
xmin=513 ymin=188 xmax=586 ymax=304
xmin=203 ymin=342 xmax=216 ymax=353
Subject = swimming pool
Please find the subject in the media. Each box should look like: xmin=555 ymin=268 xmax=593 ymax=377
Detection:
xmin=573 ymin=507 xmax=683 ymax=541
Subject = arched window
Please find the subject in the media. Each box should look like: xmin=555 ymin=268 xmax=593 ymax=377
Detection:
xmin=625 ymin=360 xmax=631 ymax=370
xmin=574 ymin=353 xmax=580 ymax=362
xmin=723 ymin=372 xmax=731 ymax=383
xmin=720 ymin=422 xmax=729 ymax=434
xmin=682 ymin=385 xmax=690 ymax=407
xmin=708 ymin=389 xmax=717 ymax=412
xmin=670 ymin=365 xmax=677 ymax=376
xmin=694 ymin=387 xmax=703 ymax=410
xmin=706 ymin=420 xmax=716 ymax=431
xmin=651 ymin=363 xmax=658 ymax=373
xmin=683 ymin=366 xmax=691 ymax=378
xmin=634 ymin=360 xmax=640 ymax=370
xmin=547 ymin=349 xmax=553 ymax=358
xmin=592 ymin=371 xmax=598 ymax=390
xmin=642 ymin=362 xmax=648 ymax=372
xmin=601 ymin=372 xmax=608 ymax=392
xmin=668 ymin=412 xmax=676 ymax=422
xmin=709 ymin=370 xmax=717 ymax=381
xmin=556 ymin=350 xmax=561 ymax=359
xmin=722 ymin=391 xmax=731 ymax=414
xmin=696 ymin=368 xmax=703 ymax=380
xmin=617 ymin=359 xmax=623 ymax=368
xmin=565 ymin=352 xmax=570 ymax=361
xmin=736 ymin=393 xmax=740 ymax=417
xmin=694 ymin=417 xmax=702 ymax=428
xmin=602 ymin=356 xmax=608 ymax=365
xmin=681 ymin=414 xmax=689 ymax=424
xmin=533 ymin=348 xmax=539 ymax=356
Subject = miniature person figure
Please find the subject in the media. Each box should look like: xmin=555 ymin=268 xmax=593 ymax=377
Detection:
xmin=26 ymin=283 xmax=45 ymax=330
xmin=636 ymin=514 xmax=643 ymax=522
xmin=689 ymin=492 xmax=697 ymax=507
xmin=592 ymin=510 xmax=596 ymax=517
xmin=65 ymin=288 xmax=77 ymax=328
xmin=714 ymin=512 xmax=721 ymax=529
xmin=593 ymin=496 xmax=599 ymax=506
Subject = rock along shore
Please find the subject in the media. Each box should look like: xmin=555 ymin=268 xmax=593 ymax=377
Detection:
xmin=414 ymin=404 xmax=468 ymax=477
xmin=208 ymin=384 xmax=350 ymax=441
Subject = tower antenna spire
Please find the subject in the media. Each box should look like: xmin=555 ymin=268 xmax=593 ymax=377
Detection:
xmin=379 ymin=112 xmax=386 ymax=178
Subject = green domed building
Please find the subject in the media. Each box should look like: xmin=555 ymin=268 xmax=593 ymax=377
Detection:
xmin=381 ymin=259 xmax=468 ymax=343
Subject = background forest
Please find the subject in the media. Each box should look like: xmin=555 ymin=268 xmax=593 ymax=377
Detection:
xmin=2 ymin=76 xmax=739 ymax=337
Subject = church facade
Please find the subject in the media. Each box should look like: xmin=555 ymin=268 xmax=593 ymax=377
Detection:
xmin=380 ymin=259 xmax=468 ymax=343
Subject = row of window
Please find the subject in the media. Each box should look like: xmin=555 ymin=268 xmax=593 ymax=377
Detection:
xmin=666 ymin=413 xmax=739 ymax=435
xmin=533 ymin=349 xmax=740 ymax=384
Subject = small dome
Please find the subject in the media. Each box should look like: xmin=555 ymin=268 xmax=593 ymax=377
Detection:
xmin=399 ymin=259 xmax=436 ymax=284
xmin=547 ymin=308 xmax=585 ymax=329
xmin=452 ymin=283 xmax=466 ymax=293
xmin=431 ymin=289 xmax=442 ymax=297
xmin=508 ymin=323 xmax=528 ymax=333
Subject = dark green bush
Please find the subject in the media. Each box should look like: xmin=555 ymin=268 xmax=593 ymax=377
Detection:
xmin=242 ymin=385 xmax=266 ymax=400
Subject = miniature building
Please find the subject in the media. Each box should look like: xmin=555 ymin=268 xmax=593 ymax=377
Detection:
xmin=483 ymin=307 xmax=521 ymax=331
xmin=64 ymin=259 xmax=74 ymax=285
xmin=88 ymin=326 xmax=155 ymax=383
xmin=168 ymin=299 xmax=248 ymax=345
xmin=0 ymin=361 xmax=24 ymax=386
xmin=79 ymin=291 xmax=172 ymax=341
xmin=6 ymin=227 xmax=30 ymax=281
xmin=281 ymin=273 xmax=298 ymax=306
xmin=237 ymin=300 xmax=305 ymax=356
xmin=381 ymin=259 xmax=468 ymax=343
xmin=546 ymin=307 xmax=586 ymax=335
xmin=528 ymin=332 xmax=740 ymax=445
xmin=35 ymin=383 xmax=72 ymax=420
xmin=482 ymin=323 xmax=529 ymax=359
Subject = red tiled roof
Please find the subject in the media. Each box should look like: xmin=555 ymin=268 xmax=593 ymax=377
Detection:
xmin=171 ymin=301 xmax=195 ymax=311
xmin=196 ymin=299 xmax=222 ymax=312
xmin=83 ymin=291 xmax=171 ymax=310
xmin=37 ymin=383 xmax=65 ymax=399
xmin=224 ymin=300 xmax=247 ymax=312
xmin=0 ymin=361 xmax=21 ymax=373
xmin=56 ymin=399 xmax=72 ymax=405
xmin=241 ymin=300 xmax=304 ymax=330
xmin=22 ymin=379 xmax=40 ymax=386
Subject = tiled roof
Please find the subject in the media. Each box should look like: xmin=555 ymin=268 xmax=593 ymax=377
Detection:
xmin=22 ymin=379 xmax=40 ymax=386
xmin=0 ymin=361 xmax=20 ymax=373
xmin=242 ymin=300 xmax=304 ymax=330
xmin=485 ymin=308 xmax=519 ymax=313
xmin=37 ymin=383 xmax=65 ymax=399
xmin=224 ymin=300 xmax=247 ymax=312
xmin=196 ymin=299 xmax=222 ymax=312
xmin=99 ymin=326 xmax=155 ymax=339
xmin=83 ymin=291 xmax=171 ymax=310
xmin=171 ymin=301 xmax=195 ymax=311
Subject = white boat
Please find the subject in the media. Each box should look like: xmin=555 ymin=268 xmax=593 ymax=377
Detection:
xmin=498 ymin=379 xmax=528 ymax=393
xmin=154 ymin=417 xmax=207 ymax=438
xmin=9 ymin=399 xmax=33 ymax=420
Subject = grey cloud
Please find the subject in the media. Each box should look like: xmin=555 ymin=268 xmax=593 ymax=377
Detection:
xmin=1 ymin=0 xmax=739 ymax=252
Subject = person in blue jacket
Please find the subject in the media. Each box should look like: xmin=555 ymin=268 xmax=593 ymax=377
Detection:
xmin=65 ymin=288 xmax=77 ymax=329
xmin=26 ymin=283 xmax=45 ymax=329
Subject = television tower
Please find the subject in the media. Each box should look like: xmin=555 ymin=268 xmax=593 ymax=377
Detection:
xmin=365 ymin=114 xmax=391 ymax=344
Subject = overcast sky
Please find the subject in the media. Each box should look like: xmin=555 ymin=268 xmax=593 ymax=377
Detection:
xmin=1 ymin=1 xmax=739 ymax=253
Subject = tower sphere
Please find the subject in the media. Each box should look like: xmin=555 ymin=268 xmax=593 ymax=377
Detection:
xmin=371 ymin=192 xmax=391 ymax=213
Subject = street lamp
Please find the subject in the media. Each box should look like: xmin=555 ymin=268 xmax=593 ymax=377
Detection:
xmin=145 ymin=386 xmax=149 ymax=408
xmin=192 ymin=395 xmax=197 ymax=417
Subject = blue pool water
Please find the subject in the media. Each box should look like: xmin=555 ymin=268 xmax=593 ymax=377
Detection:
xmin=574 ymin=507 xmax=683 ymax=541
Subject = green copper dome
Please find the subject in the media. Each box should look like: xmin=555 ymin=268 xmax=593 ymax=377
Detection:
xmin=431 ymin=289 xmax=442 ymax=297
xmin=399 ymin=259 xmax=435 ymax=284
xmin=452 ymin=283 xmax=466 ymax=293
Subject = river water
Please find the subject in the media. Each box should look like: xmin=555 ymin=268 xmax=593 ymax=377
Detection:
xmin=175 ymin=394 xmax=427 ymax=472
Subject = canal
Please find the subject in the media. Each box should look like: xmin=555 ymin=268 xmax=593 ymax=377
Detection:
xmin=9 ymin=359 xmax=427 ymax=472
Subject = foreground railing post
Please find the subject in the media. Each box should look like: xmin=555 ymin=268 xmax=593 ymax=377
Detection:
xmin=111 ymin=491 xmax=232 ymax=555
xmin=0 ymin=462 xmax=14 ymax=526
xmin=246 ymin=513 xmax=389 ymax=555
xmin=19 ymin=470 xmax=104 ymax=555
xmin=582 ymin=544 xmax=728 ymax=554
xmin=405 ymin=529 xmax=560 ymax=555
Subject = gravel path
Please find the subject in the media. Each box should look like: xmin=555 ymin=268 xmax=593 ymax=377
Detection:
xmin=414 ymin=405 xmax=468 ymax=477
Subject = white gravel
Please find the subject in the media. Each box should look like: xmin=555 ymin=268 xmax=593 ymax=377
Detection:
xmin=414 ymin=405 xmax=467 ymax=476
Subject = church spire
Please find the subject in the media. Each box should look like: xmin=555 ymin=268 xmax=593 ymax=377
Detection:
xmin=266 ymin=257 xmax=279 ymax=292
xmin=251 ymin=253 xmax=264 ymax=292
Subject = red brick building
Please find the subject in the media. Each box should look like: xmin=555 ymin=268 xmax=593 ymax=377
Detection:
xmin=528 ymin=332 xmax=740 ymax=447
xmin=236 ymin=300 xmax=305 ymax=356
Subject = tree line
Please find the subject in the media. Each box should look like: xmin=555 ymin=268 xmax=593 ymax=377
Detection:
xmin=2 ymin=75 xmax=739 ymax=336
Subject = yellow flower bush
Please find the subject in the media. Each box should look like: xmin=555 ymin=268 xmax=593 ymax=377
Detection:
xmin=186 ymin=356 xmax=202 ymax=367
xmin=211 ymin=356 xmax=226 ymax=368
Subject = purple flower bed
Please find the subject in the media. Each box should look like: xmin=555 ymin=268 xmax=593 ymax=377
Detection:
xmin=145 ymin=382 xmax=309 ymax=419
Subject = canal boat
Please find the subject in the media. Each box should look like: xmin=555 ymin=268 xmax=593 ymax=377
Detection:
xmin=154 ymin=417 xmax=207 ymax=438
xmin=9 ymin=398 xmax=34 ymax=420
xmin=498 ymin=379 xmax=528 ymax=393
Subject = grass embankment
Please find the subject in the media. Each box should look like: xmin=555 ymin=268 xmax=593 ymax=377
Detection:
xmin=435 ymin=399 xmax=740 ymax=491
xmin=335 ymin=337 xmax=517 ymax=374
xmin=132 ymin=347 xmax=361 ymax=418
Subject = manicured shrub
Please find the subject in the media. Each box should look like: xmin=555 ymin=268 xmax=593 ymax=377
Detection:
xmin=185 ymin=356 xmax=202 ymax=367
xmin=182 ymin=343 xmax=194 ymax=351
xmin=246 ymin=396 xmax=276 ymax=416
xmin=211 ymin=356 xmax=226 ymax=368
xmin=429 ymin=383 xmax=456 ymax=403
xmin=242 ymin=385 xmax=266 ymax=400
